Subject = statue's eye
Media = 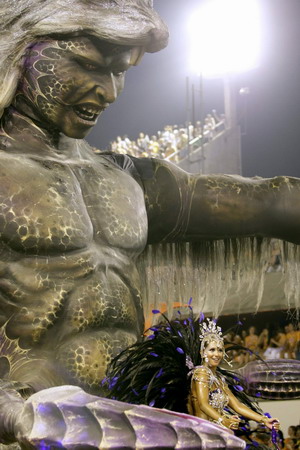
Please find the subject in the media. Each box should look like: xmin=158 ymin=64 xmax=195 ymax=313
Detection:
xmin=83 ymin=62 xmax=97 ymax=71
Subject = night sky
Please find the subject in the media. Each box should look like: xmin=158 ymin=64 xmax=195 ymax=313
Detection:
xmin=87 ymin=0 xmax=300 ymax=178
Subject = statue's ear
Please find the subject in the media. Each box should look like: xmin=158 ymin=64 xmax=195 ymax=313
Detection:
xmin=130 ymin=47 xmax=145 ymax=66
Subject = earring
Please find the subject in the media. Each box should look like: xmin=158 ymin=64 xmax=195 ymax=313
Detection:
xmin=204 ymin=354 xmax=209 ymax=363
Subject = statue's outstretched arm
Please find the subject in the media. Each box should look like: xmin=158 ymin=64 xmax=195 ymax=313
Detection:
xmin=138 ymin=158 xmax=300 ymax=244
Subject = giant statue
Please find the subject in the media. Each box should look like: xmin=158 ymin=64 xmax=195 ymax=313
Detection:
xmin=0 ymin=0 xmax=299 ymax=448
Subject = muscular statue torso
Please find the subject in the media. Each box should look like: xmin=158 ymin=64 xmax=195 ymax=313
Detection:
xmin=0 ymin=135 xmax=147 ymax=392
xmin=2 ymin=108 xmax=300 ymax=398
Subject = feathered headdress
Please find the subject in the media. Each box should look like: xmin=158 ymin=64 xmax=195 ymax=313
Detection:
xmin=105 ymin=307 xmax=201 ymax=412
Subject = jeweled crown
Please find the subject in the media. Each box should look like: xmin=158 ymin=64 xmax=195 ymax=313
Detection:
xmin=199 ymin=318 xmax=223 ymax=341
xmin=199 ymin=319 xmax=224 ymax=356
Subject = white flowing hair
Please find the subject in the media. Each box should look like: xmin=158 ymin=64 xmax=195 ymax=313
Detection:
xmin=0 ymin=0 xmax=168 ymax=117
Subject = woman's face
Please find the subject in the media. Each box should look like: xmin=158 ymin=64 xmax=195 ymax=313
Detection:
xmin=203 ymin=340 xmax=224 ymax=368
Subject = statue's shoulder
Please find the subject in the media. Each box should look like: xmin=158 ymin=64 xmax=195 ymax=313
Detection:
xmin=94 ymin=150 xmax=132 ymax=168
xmin=95 ymin=151 xmax=155 ymax=183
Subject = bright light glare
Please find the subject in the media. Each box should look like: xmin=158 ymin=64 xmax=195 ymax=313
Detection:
xmin=188 ymin=0 xmax=262 ymax=77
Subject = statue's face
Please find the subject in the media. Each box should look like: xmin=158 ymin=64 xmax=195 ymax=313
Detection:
xmin=18 ymin=36 xmax=133 ymax=138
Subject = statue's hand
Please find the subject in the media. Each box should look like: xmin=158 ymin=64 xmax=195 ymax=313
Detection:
xmin=13 ymin=385 xmax=246 ymax=449
xmin=14 ymin=385 xmax=101 ymax=448
xmin=238 ymin=359 xmax=300 ymax=400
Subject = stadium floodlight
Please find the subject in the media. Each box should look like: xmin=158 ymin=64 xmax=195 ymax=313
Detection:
xmin=188 ymin=0 xmax=262 ymax=77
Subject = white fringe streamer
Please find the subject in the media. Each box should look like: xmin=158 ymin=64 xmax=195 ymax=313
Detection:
xmin=137 ymin=238 xmax=300 ymax=324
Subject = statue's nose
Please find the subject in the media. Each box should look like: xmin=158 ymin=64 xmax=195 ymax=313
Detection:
xmin=95 ymin=73 xmax=118 ymax=104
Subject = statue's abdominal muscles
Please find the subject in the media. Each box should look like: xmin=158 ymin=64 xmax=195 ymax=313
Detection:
xmin=0 ymin=153 xmax=148 ymax=390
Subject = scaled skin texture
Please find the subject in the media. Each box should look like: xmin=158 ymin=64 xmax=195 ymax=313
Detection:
xmin=0 ymin=34 xmax=300 ymax=448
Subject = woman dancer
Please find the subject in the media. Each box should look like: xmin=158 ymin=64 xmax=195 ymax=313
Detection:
xmin=187 ymin=319 xmax=279 ymax=430
xmin=105 ymin=311 xmax=279 ymax=432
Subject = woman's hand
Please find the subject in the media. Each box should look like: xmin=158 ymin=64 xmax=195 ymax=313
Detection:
xmin=222 ymin=414 xmax=240 ymax=430
xmin=261 ymin=417 xmax=280 ymax=430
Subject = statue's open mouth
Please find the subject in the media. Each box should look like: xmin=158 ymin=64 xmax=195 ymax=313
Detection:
xmin=73 ymin=104 xmax=103 ymax=122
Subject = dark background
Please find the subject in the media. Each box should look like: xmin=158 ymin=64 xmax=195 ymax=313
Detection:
xmin=218 ymin=309 xmax=298 ymax=337
xmin=87 ymin=0 xmax=300 ymax=178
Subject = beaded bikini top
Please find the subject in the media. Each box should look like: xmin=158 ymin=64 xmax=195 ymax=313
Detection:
xmin=192 ymin=365 xmax=229 ymax=414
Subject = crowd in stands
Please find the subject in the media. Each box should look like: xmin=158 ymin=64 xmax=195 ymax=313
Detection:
xmin=266 ymin=239 xmax=283 ymax=272
xmin=106 ymin=110 xmax=225 ymax=162
xmin=237 ymin=423 xmax=300 ymax=449
xmin=226 ymin=322 xmax=300 ymax=448
xmin=282 ymin=425 xmax=300 ymax=450
xmin=226 ymin=322 xmax=300 ymax=367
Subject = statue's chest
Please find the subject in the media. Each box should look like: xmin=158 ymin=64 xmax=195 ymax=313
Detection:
xmin=71 ymin=160 xmax=148 ymax=250
xmin=0 ymin=156 xmax=147 ymax=253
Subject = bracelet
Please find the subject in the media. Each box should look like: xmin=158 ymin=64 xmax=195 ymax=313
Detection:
xmin=213 ymin=415 xmax=227 ymax=429
xmin=260 ymin=416 xmax=268 ymax=424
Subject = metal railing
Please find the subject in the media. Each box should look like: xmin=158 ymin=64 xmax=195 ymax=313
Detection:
xmin=164 ymin=119 xmax=226 ymax=163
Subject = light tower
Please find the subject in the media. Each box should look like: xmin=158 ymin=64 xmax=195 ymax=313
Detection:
xmin=187 ymin=0 xmax=262 ymax=129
